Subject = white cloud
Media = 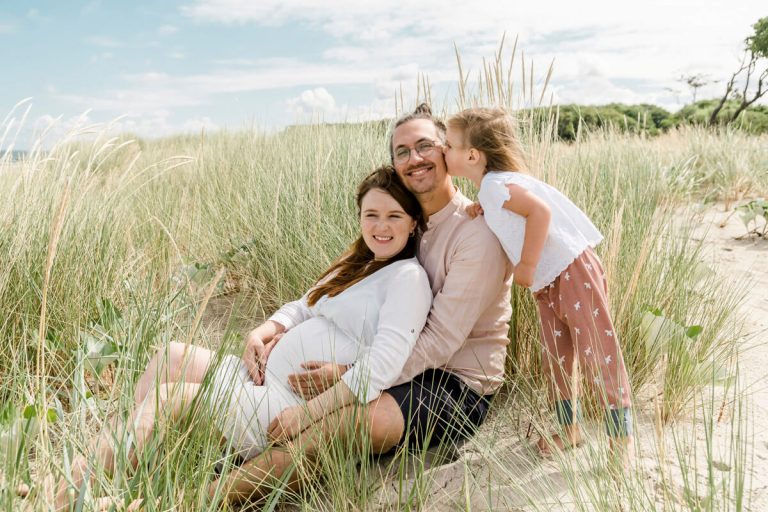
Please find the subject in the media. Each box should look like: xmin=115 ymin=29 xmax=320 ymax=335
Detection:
xmin=0 ymin=23 xmax=14 ymax=34
xmin=31 ymin=0 xmax=765 ymax=145
xmin=179 ymin=0 xmax=765 ymax=108
xmin=25 ymin=108 xmax=221 ymax=149
xmin=286 ymin=87 xmax=337 ymax=116
xmin=55 ymin=58 xmax=430 ymax=118
xmin=181 ymin=116 xmax=219 ymax=132
xmin=286 ymin=92 xmax=397 ymax=126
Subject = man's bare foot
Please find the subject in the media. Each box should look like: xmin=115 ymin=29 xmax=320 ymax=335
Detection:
xmin=536 ymin=424 xmax=585 ymax=458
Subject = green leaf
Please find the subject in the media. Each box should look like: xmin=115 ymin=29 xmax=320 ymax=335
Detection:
xmin=645 ymin=306 xmax=663 ymax=316
xmin=739 ymin=208 xmax=757 ymax=227
xmin=46 ymin=409 xmax=58 ymax=423
xmin=22 ymin=406 xmax=36 ymax=420
xmin=686 ymin=325 xmax=703 ymax=338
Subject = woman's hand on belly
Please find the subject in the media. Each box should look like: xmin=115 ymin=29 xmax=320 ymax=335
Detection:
xmin=243 ymin=332 xmax=282 ymax=385
xmin=287 ymin=361 xmax=348 ymax=399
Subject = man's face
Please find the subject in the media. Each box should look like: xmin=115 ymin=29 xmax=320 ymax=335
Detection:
xmin=392 ymin=119 xmax=449 ymax=196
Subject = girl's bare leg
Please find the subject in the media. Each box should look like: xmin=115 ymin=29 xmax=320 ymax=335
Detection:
xmin=134 ymin=342 xmax=216 ymax=405
xmin=55 ymin=382 xmax=204 ymax=511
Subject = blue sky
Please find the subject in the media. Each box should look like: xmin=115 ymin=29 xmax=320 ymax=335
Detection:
xmin=2 ymin=1 xmax=765 ymax=149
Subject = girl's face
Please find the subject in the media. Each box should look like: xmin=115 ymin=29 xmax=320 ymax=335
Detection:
xmin=360 ymin=188 xmax=417 ymax=260
xmin=443 ymin=125 xmax=471 ymax=178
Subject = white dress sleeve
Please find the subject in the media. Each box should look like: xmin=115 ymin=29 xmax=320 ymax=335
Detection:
xmin=268 ymin=291 xmax=314 ymax=330
xmin=478 ymin=174 xmax=514 ymax=211
xmin=341 ymin=263 xmax=432 ymax=403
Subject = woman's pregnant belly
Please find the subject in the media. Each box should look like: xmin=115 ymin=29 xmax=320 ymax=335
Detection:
xmin=263 ymin=316 xmax=360 ymax=393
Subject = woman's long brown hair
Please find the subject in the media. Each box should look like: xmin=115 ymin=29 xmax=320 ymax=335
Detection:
xmin=307 ymin=165 xmax=425 ymax=306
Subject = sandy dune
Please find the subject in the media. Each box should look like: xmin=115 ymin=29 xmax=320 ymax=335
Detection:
xmin=371 ymin=204 xmax=768 ymax=511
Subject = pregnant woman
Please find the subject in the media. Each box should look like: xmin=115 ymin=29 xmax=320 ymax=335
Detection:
xmin=55 ymin=165 xmax=432 ymax=510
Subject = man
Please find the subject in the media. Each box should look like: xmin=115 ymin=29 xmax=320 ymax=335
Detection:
xmin=213 ymin=104 xmax=513 ymax=503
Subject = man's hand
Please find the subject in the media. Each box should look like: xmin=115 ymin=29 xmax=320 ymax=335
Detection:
xmin=267 ymin=405 xmax=310 ymax=443
xmin=242 ymin=331 xmax=281 ymax=385
xmin=466 ymin=202 xmax=484 ymax=219
xmin=513 ymin=262 xmax=536 ymax=288
xmin=287 ymin=361 xmax=346 ymax=399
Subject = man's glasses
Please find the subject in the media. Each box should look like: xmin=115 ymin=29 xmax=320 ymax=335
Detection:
xmin=393 ymin=140 xmax=441 ymax=165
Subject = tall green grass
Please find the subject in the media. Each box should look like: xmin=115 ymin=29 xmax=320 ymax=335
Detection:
xmin=0 ymin=43 xmax=766 ymax=509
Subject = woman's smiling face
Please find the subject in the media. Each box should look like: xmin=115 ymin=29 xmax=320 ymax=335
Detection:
xmin=360 ymin=188 xmax=417 ymax=260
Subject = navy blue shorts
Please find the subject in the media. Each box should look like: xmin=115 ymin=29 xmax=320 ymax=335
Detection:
xmin=384 ymin=369 xmax=493 ymax=450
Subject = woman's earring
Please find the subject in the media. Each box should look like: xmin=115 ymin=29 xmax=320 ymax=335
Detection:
xmin=409 ymin=231 xmax=415 ymax=238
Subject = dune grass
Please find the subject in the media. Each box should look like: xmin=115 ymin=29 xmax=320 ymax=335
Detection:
xmin=0 ymin=45 xmax=767 ymax=510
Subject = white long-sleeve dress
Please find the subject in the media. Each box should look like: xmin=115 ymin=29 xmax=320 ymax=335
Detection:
xmin=208 ymin=258 xmax=432 ymax=460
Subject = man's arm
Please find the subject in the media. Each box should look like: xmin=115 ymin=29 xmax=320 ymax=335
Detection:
xmin=394 ymin=222 xmax=509 ymax=384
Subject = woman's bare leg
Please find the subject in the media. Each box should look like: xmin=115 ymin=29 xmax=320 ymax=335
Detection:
xmin=134 ymin=342 xmax=216 ymax=405
xmin=212 ymin=392 xmax=404 ymax=505
xmin=56 ymin=382 xmax=204 ymax=511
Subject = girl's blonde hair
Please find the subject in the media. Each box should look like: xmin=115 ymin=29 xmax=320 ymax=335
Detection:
xmin=447 ymin=107 xmax=527 ymax=173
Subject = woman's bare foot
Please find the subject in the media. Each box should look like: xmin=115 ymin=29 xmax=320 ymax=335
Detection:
xmin=54 ymin=456 xmax=88 ymax=511
xmin=15 ymin=482 xmax=30 ymax=497
xmin=536 ymin=424 xmax=585 ymax=458
xmin=93 ymin=496 xmax=153 ymax=511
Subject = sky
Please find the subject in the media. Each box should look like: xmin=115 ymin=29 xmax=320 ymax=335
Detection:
xmin=1 ymin=1 xmax=765 ymax=149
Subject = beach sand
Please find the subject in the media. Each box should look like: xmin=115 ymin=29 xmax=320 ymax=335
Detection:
xmin=370 ymin=204 xmax=768 ymax=511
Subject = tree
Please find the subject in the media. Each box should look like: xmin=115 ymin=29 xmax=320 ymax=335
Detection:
xmin=710 ymin=17 xmax=768 ymax=125
xmin=678 ymin=73 xmax=714 ymax=103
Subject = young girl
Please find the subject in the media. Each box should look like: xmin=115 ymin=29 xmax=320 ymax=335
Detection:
xmin=443 ymin=107 xmax=633 ymax=460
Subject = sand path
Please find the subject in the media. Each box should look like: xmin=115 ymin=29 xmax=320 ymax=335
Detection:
xmin=371 ymin=204 xmax=768 ymax=511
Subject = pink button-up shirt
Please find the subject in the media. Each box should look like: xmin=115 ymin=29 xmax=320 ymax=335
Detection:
xmin=394 ymin=189 xmax=513 ymax=395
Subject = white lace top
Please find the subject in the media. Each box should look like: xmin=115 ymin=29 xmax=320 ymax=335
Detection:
xmin=477 ymin=171 xmax=603 ymax=292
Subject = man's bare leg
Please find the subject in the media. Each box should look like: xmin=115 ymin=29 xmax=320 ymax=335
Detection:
xmin=212 ymin=392 xmax=404 ymax=505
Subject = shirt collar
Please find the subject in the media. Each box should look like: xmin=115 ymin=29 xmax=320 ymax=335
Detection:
xmin=426 ymin=188 xmax=467 ymax=229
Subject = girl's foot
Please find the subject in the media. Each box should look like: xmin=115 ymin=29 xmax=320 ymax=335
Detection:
xmin=535 ymin=424 xmax=584 ymax=458
xmin=608 ymin=435 xmax=634 ymax=473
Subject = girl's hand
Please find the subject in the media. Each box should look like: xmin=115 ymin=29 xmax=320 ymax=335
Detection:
xmin=268 ymin=405 xmax=309 ymax=443
xmin=287 ymin=361 xmax=347 ymax=399
xmin=466 ymin=202 xmax=484 ymax=218
xmin=513 ymin=262 xmax=536 ymax=288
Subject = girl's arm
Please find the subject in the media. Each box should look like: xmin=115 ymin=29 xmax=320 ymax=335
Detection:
xmin=503 ymin=183 xmax=551 ymax=288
